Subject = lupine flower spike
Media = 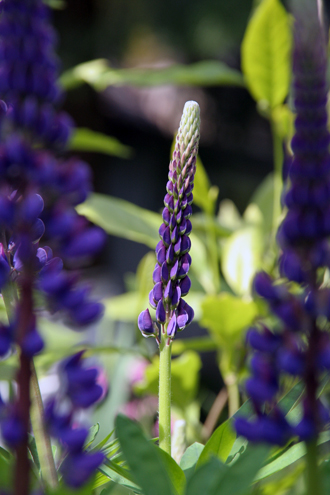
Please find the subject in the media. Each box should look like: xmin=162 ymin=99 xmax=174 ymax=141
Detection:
xmin=138 ymin=100 xmax=200 ymax=342
xmin=235 ymin=0 xmax=330 ymax=451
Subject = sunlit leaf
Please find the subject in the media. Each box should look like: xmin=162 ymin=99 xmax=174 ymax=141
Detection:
xmin=180 ymin=442 xmax=204 ymax=480
xmin=222 ymin=225 xmax=264 ymax=295
xmin=196 ymin=420 xmax=236 ymax=468
xmin=68 ymin=128 xmax=133 ymax=158
xmin=200 ymin=293 xmax=258 ymax=347
xmin=242 ymin=0 xmax=292 ymax=109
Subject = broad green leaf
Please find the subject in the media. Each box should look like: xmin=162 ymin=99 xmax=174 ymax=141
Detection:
xmin=76 ymin=193 xmax=160 ymax=248
xmin=180 ymin=442 xmax=204 ymax=480
xmin=196 ymin=420 xmax=236 ymax=468
xmin=68 ymin=128 xmax=132 ymax=158
xmin=222 ymin=225 xmax=264 ymax=295
xmin=255 ymin=432 xmax=330 ymax=482
xmin=134 ymin=351 xmax=201 ymax=410
xmin=60 ymin=59 xmax=244 ymax=92
xmin=157 ymin=447 xmax=186 ymax=495
xmin=242 ymin=0 xmax=292 ymax=109
xmin=200 ymin=293 xmax=258 ymax=347
xmin=0 ymin=451 xmax=12 ymax=489
xmin=115 ymin=414 xmax=175 ymax=495
xmin=186 ymin=457 xmax=227 ymax=495
xmin=50 ymin=478 xmax=95 ymax=495
xmin=211 ymin=444 xmax=270 ymax=495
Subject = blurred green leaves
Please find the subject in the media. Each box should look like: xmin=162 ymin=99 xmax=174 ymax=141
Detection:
xmin=68 ymin=128 xmax=132 ymax=158
xmin=242 ymin=0 xmax=292 ymax=110
xmin=61 ymin=59 xmax=244 ymax=92
xmin=134 ymin=351 xmax=201 ymax=410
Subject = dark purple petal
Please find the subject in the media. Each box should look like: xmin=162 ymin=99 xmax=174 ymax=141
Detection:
xmin=153 ymin=282 xmax=163 ymax=302
xmin=180 ymin=276 xmax=191 ymax=296
xmin=167 ymin=313 xmax=177 ymax=337
xmin=138 ymin=309 xmax=155 ymax=335
xmin=156 ymin=300 xmax=166 ymax=324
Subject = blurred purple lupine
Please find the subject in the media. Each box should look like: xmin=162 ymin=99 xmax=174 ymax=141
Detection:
xmin=0 ymin=0 xmax=104 ymax=491
xmin=44 ymin=352 xmax=104 ymax=488
xmin=235 ymin=2 xmax=330 ymax=445
xmin=138 ymin=101 xmax=200 ymax=341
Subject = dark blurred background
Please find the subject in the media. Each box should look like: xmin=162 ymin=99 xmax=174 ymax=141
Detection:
xmin=52 ymin=0 xmax=330 ymax=283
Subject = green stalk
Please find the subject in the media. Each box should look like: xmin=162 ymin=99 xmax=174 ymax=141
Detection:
xmin=224 ymin=373 xmax=239 ymax=417
xmin=305 ymin=439 xmax=320 ymax=495
xmin=270 ymin=119 xmax=284 ymax=238
xmin=2 ymin=282 xmax=58 ymax=489
xmin=158 ymin=323 xmax=172 ymax=455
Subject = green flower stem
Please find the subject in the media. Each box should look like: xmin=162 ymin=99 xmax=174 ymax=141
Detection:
xmin=270 ymin=119 xmax=284 ymax=238
xmin=158 ymin=323 xmax=172 ymax=455
xmin=2 ymin=282 xmax=58 ymax=489
xmin=306 ymin=439 xmax=320 ymax=495
xmin=224 ymin=373 xmax=239 ymax=417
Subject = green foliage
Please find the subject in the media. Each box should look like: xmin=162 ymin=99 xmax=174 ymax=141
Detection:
xmin=60 ymin=59 xmax=244 ymax=91
xmin=68 ymin=128 xmax=133 ymax=158
xmin=241 ymin=0 xmax=292 ymax=110
xmin=115 ymin=414 xmax=177 ymax=495
xmin=200 ymin=293 xmax=258 ymax=348
xmin=193 ymin=157 xmax=218 ymax=215
xmin=179 ymin=442 xmax=204 ymax=480
xmin=134 ymin=351 xmax=201 ymax=410
xmin=196 ymin=419 xmax=236 ymax=467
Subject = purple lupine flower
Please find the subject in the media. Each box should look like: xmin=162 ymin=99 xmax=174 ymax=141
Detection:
xmin=235 ymin=2 xmax=330 ymax=445
xmin=0 ymin=1 xmax=105 ymax=491
xmin=138 ymin=101 xmax=200 ymax=341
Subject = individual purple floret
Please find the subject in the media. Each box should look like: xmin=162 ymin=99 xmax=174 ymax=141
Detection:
xmin=138 ymin=101 xmax=200 ymax=341
xmin=235 ymin=1 xmax=330 ymax=445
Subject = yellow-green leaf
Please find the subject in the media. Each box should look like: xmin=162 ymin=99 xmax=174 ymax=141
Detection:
xmin=242 ymin=0 xmax=292 ymax=109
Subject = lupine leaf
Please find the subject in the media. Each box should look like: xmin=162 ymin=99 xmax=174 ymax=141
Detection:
xmin=185 ymin=457 xmax=227 ymax=495
xmin=68 ymin=128 xmax=133 ymax=158
xmin=200 ymin=293 xmax=258 ymax=347
xmin=77 ymin=192 xmax=160 ymax=248
xmin=255 ymin=432 xmax=330 ymax=481
xmin=96 ymin=458 xmax=141 ymax=492
xmin=210 ymin=444 xmax=270 ymax=495
xmin=242 ymin=0 xmax=292 ymax=109
xmin=196 ymin=420 xmax=236 ymax=468
xmin=115 ymin=414 xmax=175 ymax=495
xmin=180 ymin=442 xmax=204 ymax=480
xmin=50 ymin=478 xmax=95 ymax=495
xmin=85 ymin=423 xmax=100 ymax=449
xmin=60 ymin=59 xmax=244 ymax=91
xmin=0 ymin=452 xmax=12 ymax=489
xmin=157 ymin=447 xmax=186 ymax=495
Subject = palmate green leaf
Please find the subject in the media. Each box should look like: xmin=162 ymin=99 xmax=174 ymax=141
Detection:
xmin=134 ymin=351 xmax=201 ymax=410
xmin=68 ymin=128 xmax=133 ymax=158
xmin=97 ymin=458 xmax=141 ymax=493
xmin=115 ymin=414 xmax=176 ymax=495
xmin=200 ymin=293 xmax=258 ymax=348
xmin=196 ymin=419 xmax=236 ymax=468
xmin=242 ymin=0 xmax=292 ymax=109
xmin=180 ymin=442 xmax=204 ymax=481
xmin=60 ymin=59 xmax=244 ymax=92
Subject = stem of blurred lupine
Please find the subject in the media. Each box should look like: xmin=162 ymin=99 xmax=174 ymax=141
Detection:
xmin=306 ymin=439 xmax=320 ymax=495
xmin=2 ymin=279 xmax=58 ymax=489
xmin=158 ymin=322 xmax=172 ymax=455
xmin=225 ymin=373 xmax=239 ymax=417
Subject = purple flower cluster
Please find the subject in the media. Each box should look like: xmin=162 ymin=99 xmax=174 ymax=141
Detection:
xmin=138 ymin=101 xmax=200 ymax=340
xmin=235 ymin=4 xmax=330 ymax=445
xmin=0 ymin=0 xmax=105 ymax=490
xmin=45 ymin=352 xmax=104 ymax=487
